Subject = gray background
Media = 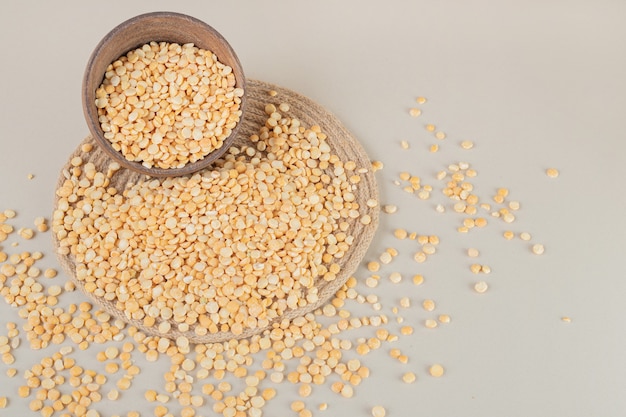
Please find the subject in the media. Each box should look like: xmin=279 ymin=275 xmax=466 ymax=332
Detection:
xmin=1 ymin=1 xmax=626 ymax=416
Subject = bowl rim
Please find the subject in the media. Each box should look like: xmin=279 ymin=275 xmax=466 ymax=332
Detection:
xmin=82 ymin=11 xmax=247 ymax=178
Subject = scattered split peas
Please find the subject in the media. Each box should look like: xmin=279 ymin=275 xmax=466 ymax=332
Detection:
xmin=96 ymin=42 xmax=243 ymax=169
xmin=1 ymin=90 xmax=563 ymax=416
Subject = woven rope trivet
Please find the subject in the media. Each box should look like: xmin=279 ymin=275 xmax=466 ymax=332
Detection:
xmin=53 ymin=79 xmax=379 ymax=344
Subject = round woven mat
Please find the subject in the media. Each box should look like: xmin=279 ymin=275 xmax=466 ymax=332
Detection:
xmin=53 ymin=79 xmax=379 ymax=343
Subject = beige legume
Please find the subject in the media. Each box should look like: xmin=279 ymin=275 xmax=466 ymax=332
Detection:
xmin=532 ymin=243 xmax=545 ymax=255
xmin=367 ymin=261 xmax=380 ymax=272
xmin=372 ymin=405 xmax=386 ymax=417
xmin=393 ymin=229 xmax=408 ymax=239
xmin=379 ymin=252 xmax=393 ymax=264
xmin=18 ymin=386 xmax=30 ymax=397
xmin=386 ymin=247 xmax=399 ymax=257
xmin=18 ymin=228 xmax=35 ymax=240
xmin=43 ymin=268 xmax=57 ymax=279
xmin=422 ymin=299 xmax=435 ymax=311
xmin=402 ymin=372 xmax=416 ymax=383
xmin=503 ymin=212 xmax=515 ymax=223
xmin=413 ymin=252 xmax=426 ymax=263
xmin=412 ymin=275 xmax=424 ymax=285
xmin=509 ymin=200 xmax=520 ymax=210
xmin=299 ymin=383 xmax=312 ymax=397
xmin=438 ymin=314 xmax=451 ymax=324
xmin=340 ymin=384 xmax=354 ymax=398
xmin=546 ymin=168 xmax=559 ymax=178
xmin=105 ymin=363 xmax=119 ymax=374
xmin=429 ymin=364 xmax=445 ymax=377
xmin=291 ymin=400 xmax=305 ymax=412
xmin=474 ymin=281 xmax=489 ymax=293
xmin=47 ymin=285 xmax=62 ymax=297
xmin=117 ymin=376 xmax=132 ymax=390
xmin=388 ymin=272 xmax=402 ymax=284
xmin=520 ymin=232 xmax=531 ymax=241
xmin=424 ymin=319 xmax=438 ymax=329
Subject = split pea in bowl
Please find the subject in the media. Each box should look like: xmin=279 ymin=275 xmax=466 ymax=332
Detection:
xmin=82 ymin=11 xmax=246 ymax=177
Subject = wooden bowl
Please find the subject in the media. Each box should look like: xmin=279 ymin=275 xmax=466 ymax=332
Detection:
xmin=82 ymin=11 xmax=246 ymax=177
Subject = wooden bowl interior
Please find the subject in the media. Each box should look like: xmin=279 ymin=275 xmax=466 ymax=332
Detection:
xmin=82 ymin=12 xmax=246 ymax=177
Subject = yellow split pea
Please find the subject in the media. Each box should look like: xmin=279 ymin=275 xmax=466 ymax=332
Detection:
xmin=429 ymin=364 xmax=445 ymax=377
xmin=409 ymin=108 xmax=421 ymax=117
xmin=546 ymin=168 xmax=559 ymax=178
xmin=53 ymin=108 xmax=367 ymax=337
xmin=372 ymin=405 xmax=386 ymax=417
xmin=96 ymin=42 xmax=243 ymax=169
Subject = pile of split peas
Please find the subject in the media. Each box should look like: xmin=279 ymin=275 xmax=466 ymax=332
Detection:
xmin=96 ymin=42 xmax=243 ymax=169
xmin=0 ymin=92 xmax=560 ymax=416
xmin=55 ymin=99 xmax=365 ymax=338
